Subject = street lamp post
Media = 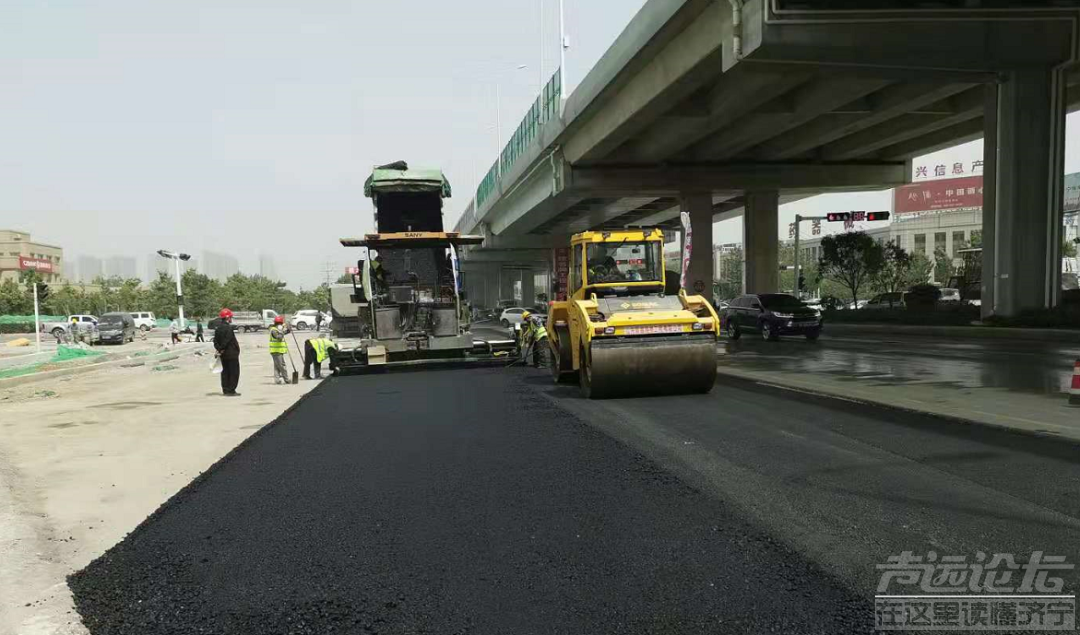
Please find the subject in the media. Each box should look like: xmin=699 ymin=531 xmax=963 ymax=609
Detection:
xmin=157 ymin=249 xmax=192 ymax=329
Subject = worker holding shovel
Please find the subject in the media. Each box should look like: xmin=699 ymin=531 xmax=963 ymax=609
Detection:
xmin=268 ymin=316 xmax=295 ymax=385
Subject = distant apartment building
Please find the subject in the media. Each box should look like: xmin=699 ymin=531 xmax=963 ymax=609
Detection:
xmin=258 ymin=254 xmax=277 ymax=280
xmin=104 ymin=256 xmax=138 ymax=280
xmin=201 ymin=250 xmax=239 ymax=282
xmin=76 ymin=255 xmax=103 ymax=283
xmin=0 ymin=230 xmax=64 ymax=283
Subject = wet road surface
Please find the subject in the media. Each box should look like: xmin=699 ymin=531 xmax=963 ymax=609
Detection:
xmin=719 ymin=332 xmax=1080 ymax=396
xmin=69 ymin=368 xmax=1080 ymax=634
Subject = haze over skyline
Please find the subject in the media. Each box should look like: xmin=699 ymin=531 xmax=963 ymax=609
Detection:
xmin=5 ymin=1 xmax=1080 ymax=288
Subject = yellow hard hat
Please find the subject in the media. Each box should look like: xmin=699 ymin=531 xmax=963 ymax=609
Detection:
xmin=521 ymin=310 xmax=531 ymax=319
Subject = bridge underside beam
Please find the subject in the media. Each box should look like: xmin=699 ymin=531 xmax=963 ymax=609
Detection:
xmin=566 ymin=163 xmax=905 ymax=198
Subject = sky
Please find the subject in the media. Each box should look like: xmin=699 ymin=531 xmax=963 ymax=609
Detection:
xmin=4 ymin=1 xmax=1080 ymax=288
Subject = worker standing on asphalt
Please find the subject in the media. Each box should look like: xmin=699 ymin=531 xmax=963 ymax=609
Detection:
xmin=314 ymin=311 xmax=323 ymax=332
xmin=303 ymin=332 xmax=336 ymax=379
xmin=519 ymin=311 xmax=549 ymax=368
xmin=195 ymin=318 xmax=205 ymax=343
xmin=213 ymin=308 xmax=241 ymax=396
xmin=169 ymin=317 xmax=181 ymax=345
xmin=268 ymin=315 xmax=291 ymax=385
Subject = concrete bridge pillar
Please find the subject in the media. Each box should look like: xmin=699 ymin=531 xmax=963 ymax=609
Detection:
xmin=680 ymin=191 xmax=714 ymax=302
xmin=744 ymin=190 xmax=779 ymax=294
xmin=522 ymin=272 xmax=536 ymax=307
xmin=985 ymin=68 xmax=1067 ymax=317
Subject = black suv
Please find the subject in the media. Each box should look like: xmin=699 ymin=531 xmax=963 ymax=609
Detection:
xmin=724 ymin=293 xmax=821 ymax=341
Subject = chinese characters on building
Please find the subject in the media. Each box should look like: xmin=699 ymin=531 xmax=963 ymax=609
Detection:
xmin=914 ymin=160 xmax=985 ymax=181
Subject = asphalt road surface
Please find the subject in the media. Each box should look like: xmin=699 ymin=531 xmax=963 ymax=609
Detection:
xmin=69 ymin=367 xmax=1080 ymax=634
xmin=720 ymin=331 xmax=1080 ymax=396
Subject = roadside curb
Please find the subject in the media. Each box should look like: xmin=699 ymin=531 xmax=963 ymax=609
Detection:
xmin=823 ymin=323 xmax=1080 ymax=343
xmin=714 ymin=366 xmax=1080 ymax=446
xmin=0 ymin=345 xmax=212 ymax=389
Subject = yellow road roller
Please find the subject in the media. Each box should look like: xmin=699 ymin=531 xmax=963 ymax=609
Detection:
xmin=547 ymin=228 xmax=719 ymax=398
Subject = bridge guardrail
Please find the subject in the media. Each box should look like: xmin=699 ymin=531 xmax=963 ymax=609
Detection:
xmin=475 ymin=68 xmax=562 ymax=213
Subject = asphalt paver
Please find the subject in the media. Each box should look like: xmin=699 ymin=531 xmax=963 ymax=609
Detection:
xmin=69 ymin=369 xmax=867 ymax=634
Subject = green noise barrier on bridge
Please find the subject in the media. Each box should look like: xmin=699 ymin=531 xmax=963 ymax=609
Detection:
xmin=476 ymin=68 xmax=562 ymax=210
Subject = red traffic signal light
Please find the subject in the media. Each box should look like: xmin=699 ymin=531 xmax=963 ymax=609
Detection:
xmin=826 ymin=212 xmax=850 ymax=222
xmin=866 ymin=211 xmax=890 ymax=221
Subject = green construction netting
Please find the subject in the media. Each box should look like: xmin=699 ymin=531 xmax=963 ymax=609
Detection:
xmin=0 ymin=315 xmax=66 ymax=324
xmin=52 ymin=345 xmax=104 ymax=362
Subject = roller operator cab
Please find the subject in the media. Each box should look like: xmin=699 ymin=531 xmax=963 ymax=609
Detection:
xmin=547 ymin=228 xmax=719 ymax=399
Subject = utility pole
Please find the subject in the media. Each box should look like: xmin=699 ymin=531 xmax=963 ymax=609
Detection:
xmin=32 ymin=283 xmax=40 ymax=353
xmin=792 ymin=214 xmax=828 ymax=299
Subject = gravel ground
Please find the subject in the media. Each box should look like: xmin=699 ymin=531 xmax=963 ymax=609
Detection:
xmin=69 ymin=369 xmax=869 ymax=634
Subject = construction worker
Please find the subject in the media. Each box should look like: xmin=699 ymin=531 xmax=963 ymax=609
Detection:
xmin=213 ymin=308 xmax=241 ymax=396
xmin=520 ymin=310 xmax=549 ymax=368
xmin=371 ymin=253 xmax=388 ymax=293
xmin=303 ymin=332 xmax=336 ymax=379
xmin=268 ymin=315 xmax=290 ymax=385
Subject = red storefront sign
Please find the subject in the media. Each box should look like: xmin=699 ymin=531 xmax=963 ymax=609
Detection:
xmin=18 ymin=256 xmax=54 ymax=273
xmin=894 ymin=175 xmax=983 ymax=216
xmin=552 ymin=247 xmax=570 ymax=301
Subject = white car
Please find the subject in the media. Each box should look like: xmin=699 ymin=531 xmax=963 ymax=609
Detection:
xmin=290 ymin=310 xmax=331 ymax=330
xmin=129 ymin=311 xmax=156 ymax=331
xmin=939 ymin=288 xmax=962 ymax=302
xmin=499 ymin=307 xmax=527 ymax=328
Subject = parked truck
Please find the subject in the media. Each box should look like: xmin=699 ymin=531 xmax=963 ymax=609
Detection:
xmin=330 ymin=161 xmax=514 ymax=372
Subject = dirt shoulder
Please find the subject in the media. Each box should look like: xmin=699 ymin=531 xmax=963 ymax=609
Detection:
xmin=0 ymin=331 xmax=323 ymax=635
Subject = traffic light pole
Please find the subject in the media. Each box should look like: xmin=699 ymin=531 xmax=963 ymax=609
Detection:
xmin=792 ymin=214 xmax=827 ymax=299
xmin=32 ymin=283 xmax=41 ymax=353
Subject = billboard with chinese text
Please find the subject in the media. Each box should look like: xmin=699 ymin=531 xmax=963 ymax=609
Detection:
xmin=894 ymin=175 xmax=983 ymax=216
xmin=18 ymin=256 xmax=54 ymax=273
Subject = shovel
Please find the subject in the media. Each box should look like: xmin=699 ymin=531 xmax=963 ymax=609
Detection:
xmin=284 ymin=346 xmax=300 ymax=384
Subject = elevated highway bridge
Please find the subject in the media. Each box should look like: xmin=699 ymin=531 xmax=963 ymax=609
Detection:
xmin=455 ymin=0 xmax=1080 ymax=317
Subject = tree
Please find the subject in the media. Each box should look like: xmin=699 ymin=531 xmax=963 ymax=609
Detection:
xmin=147 ymin=272 xmax=179 ymax=318
xmin=335 ymin=274 xmax=354 ymax=285
xmin=714 ymin=246 xmax=743 ymax=300
xmin=933 ymin=246 xmax=957 ymax=285
xmin=817 ymin=231 xmax=885 ymax=306
xmin=910 ymin=253 xmax=934 ymax=286
xmin=1064 ymin=238 xmax=1078 ymax=259
xmin=871 ymin=240 xmax=916 ymax=301
xmin=0 ymin=279 xmax=32 ymax=315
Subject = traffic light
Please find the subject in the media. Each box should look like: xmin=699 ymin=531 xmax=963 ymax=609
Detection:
xmin=866 ymin=211 xmax=890 ymax=221
xmin=826 ymin=212 xmax=850 ymax=222
xmin=37 ymin=283 xmax=49 ymax=302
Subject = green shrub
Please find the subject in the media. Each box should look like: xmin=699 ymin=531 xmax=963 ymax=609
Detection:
xmin=985 ymin=306 xmax=1080 ymax=329
xmin=905 ymin=283 xmax=942 ymax=310
xmin=0 ymin=322 xmax=36 ymax=334
xmin=824 ymin=303 xmax=979 ymax=326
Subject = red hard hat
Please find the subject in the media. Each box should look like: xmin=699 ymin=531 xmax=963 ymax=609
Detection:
xmin=274 ymin=315 xmax=284 ymax=324
xmin=219 ymin=308 xmax=233 ymax=319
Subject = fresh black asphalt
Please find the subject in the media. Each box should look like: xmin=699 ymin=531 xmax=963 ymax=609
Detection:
xmin=69 ymin=369 xmax=869 ymax=634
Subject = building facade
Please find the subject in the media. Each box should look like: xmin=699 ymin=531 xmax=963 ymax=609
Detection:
xmin=796 ymin=173 xmax=1080 ymax=284
xmin=201 ymin=250 xmax=239 ymax=282
xmin=104 ymin=256 xmax=138 ymax=280
xmin=76 ymin=255 xmax=103 ymax=283
xmin=0 ymin=230 xmax=64 ymax=283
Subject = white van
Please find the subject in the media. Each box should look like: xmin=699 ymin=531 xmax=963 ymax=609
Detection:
xmin=130 ymin=311 xmax=156 ymax=331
